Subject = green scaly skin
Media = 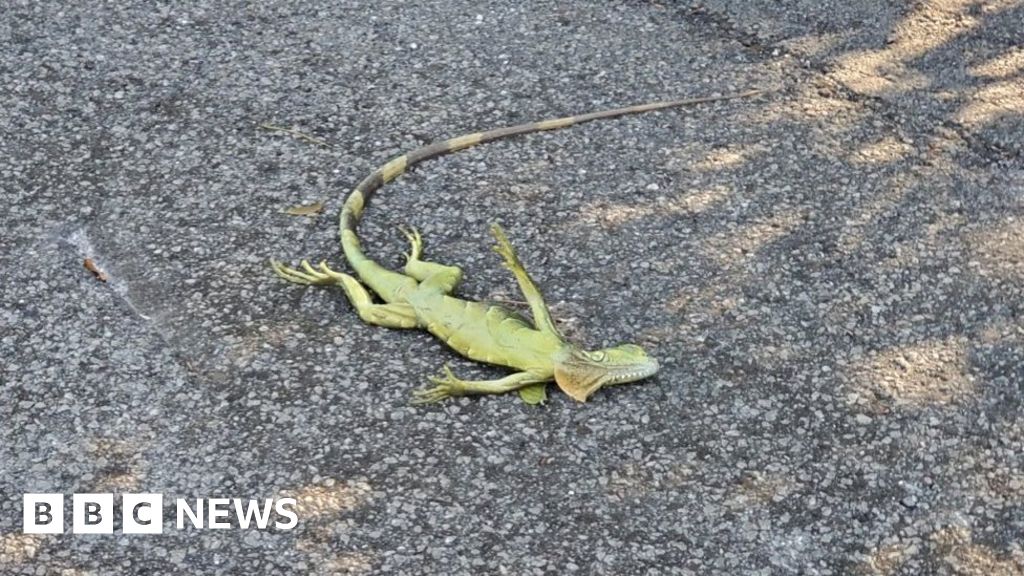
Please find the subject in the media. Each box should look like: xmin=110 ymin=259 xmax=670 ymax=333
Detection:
xmin=271 ymin=89 xmax=765 ymax=404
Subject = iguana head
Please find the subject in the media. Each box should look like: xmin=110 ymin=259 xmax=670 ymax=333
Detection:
xmin=553 ymin=344 xmax=659 ymax=402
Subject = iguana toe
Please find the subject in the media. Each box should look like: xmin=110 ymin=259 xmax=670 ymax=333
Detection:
xmin=316 ymin=261 xmax=347 ymax=281
xmin=399 ymin=225 xmax=424 ymax=261
xmin=411 ymin=365 xmax=466 ymax=403
xmin=300 ymin=259 xmax=321 ymax=276
xmin=411 ymin=384 xmax=456 ymax=404
xmin=490 ymin=224 xmax=523 ymax=268
xmin=271 ymin=258 xmax=352 ymax=287
xmin=271 ymin=259 xmax=327 ymax=285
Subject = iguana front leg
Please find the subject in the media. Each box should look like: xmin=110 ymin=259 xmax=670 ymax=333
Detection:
xmin=490 ymin=224 xmax=561 ymax=336
xmin=399 ymin=226 xmax=463 ymax=294
xmin=271 ymin=259 xmax=419 ymax=328
xmin=411 ymin=365 xmax=548 ymax=404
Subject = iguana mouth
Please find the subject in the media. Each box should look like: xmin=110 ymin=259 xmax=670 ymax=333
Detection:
xmin=554 ymin=352 xmax=660 ymax=402
xmin=606 ymin=360 xmax=660 ymax=384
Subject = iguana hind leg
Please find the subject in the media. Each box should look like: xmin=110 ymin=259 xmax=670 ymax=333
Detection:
xmin=411 ymin=365 xmax=547 ymax=404
xmin=271 ymin=259 xmax=420 ymax=328
xmin=399 ymin=226 xmax=463 ymax=294
xmin=490 ymin=224 xmax=561 ymax=336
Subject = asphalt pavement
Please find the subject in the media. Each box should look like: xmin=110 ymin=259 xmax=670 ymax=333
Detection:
xmin=1 ymin=1 xmax=1022 ymax=574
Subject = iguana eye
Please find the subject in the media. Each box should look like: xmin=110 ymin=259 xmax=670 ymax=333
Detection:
xmin=589 ymin=351 xmax=607 ymax=361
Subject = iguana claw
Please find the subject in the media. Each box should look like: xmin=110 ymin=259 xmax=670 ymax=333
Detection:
xmin=399 ymin=225 xmax=423 ymax=262
xmin=270 ymin=259 xmax=346 ymax=285
xmin=490 ymin=223 xmax=521 ymax=270
xmin=411 ymin=364 xmax=464 ymax=404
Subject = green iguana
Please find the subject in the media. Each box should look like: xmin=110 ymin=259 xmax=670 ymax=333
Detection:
xmin=271 ymin=89 xmax=764 ymax=404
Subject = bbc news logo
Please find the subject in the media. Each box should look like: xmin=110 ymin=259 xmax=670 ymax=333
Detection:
xmin=23 ymin=494 xmax=298 ymax=534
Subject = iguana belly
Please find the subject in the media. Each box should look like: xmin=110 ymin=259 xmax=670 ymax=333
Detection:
xmin=410 ymin=294 xmax=559 ymax=372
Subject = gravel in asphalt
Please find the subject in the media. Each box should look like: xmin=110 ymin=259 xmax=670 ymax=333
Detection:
xmin=1 ymin=1 xmax=1022 ymax=574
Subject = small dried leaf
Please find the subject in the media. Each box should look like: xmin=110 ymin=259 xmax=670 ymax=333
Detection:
xmin=284 ymin=201 xmax=325 ymax=217
xmin=83 ymin=258 xmax=108 ymax=282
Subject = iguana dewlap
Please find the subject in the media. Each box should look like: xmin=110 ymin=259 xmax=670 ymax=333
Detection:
xmin=272 ymin=90 xmax=763 ymax=404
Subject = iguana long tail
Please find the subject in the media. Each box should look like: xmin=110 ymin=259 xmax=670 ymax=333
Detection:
xmin=338 ymin=89 xmax=766 ymax=281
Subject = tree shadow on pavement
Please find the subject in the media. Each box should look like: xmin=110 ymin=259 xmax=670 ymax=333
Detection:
xmin=586 ymin=0 xmax=1023 ymax=572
